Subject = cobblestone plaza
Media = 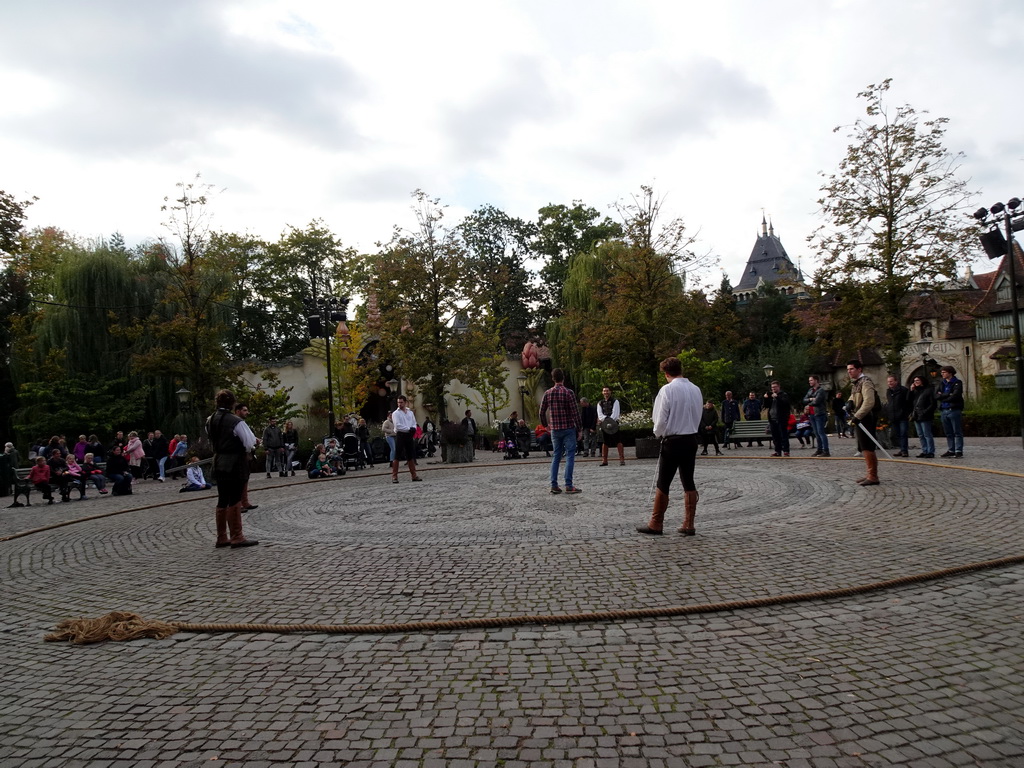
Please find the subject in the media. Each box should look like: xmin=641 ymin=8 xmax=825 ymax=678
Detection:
xmin=2 ymin=440 xmax=1023 ymax=767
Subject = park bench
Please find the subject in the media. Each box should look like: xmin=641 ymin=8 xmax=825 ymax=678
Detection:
xmin=11 ymin=466 xmax=97 ymax=507
xmin=724 ymin=420 xmax=770 ymax=448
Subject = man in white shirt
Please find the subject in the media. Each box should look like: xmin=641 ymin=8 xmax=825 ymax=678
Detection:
xmin=391 ymin=395 xmax=422 ymax=483
xmin=637 ymin=357 xmax=703 ymax=536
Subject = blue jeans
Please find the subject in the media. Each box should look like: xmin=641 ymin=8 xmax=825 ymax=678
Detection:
xmin=158 ymin=456 xmax=167 ymax=480
xmin=940 ymin=409 xmax=963 ymax=453
xmin=915 ymin=420 xmax=935 ymax=455
xmin=549 ymin=428 xmax=577 ymax=488
xmin=811 ymin=413 xmax=829 ymax=454
xmin=386 ymin=436 xmax=396 ymax=462
xmin=890 ymin=419 xmax=909 ymax=453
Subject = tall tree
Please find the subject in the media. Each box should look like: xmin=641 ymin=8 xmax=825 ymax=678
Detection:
xmin=808 ymin=79 xmax=976 ymax=371
xmin=535 ymin=201 xmax=621 ymax=327
xmin=371 ymin=191 xmax=502 ymax=421
xmin=458 ymin=204 xmax=537 ymax=351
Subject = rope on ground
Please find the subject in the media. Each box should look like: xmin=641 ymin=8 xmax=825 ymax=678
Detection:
xmin=44 ymin=553 xmax=1024 ymax=644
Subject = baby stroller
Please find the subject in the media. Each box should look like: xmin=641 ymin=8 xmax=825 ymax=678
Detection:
xmin=341 ymin=433 xmax=365 ymax=471
xmin=500 ymin=424 xmax=522 ymax=460
xmin=322 ymin=437 xmax=347 ymax=475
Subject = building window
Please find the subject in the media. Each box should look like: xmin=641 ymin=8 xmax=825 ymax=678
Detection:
xmin=997 ymin=278 xmax=1011 ymax=303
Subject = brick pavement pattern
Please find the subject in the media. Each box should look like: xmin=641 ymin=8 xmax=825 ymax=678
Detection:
xmin=1 ymin=438 xmax=1023 ymax=767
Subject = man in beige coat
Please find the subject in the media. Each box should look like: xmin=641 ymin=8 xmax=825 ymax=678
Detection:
xmin=847 ymin=359 xmax=881 ymax=486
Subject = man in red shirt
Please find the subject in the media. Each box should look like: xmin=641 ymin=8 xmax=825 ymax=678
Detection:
xmin=539 ymin=368 xmax=582 ymax=494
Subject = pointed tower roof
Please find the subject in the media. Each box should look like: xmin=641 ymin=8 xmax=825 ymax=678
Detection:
xmin=734 ymin=216 xmax=803 ymax=292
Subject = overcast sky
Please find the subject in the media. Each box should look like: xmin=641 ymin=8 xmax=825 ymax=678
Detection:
xmin=3 ymin=0 xmax=1022 ymax=290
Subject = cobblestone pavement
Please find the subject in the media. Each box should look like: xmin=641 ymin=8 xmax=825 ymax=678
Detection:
xmin=2 ymin=438 xmax=1022 ymax=767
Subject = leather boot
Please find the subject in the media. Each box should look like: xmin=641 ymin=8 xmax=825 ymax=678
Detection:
xmin=617 ymin=444 xmax=625 ymax=465
xmin=408 ymin=460 xmax=421 ymax=481
xmin=600 ymin=445 xmax=608 ymax=466
xmin=215 ymin=506 xmax=230 ymax=548
xmin=228 ymin=503 xmax=259 ymax=548
xmin=637 ymin=489 xmax=669 ymax=535
xmin=391 ymin=460 xmax=399 ymax=483
xmin=679 ymin=490 xmax=699 ymax=535
xmin=858 ymin=452 xmax=880 ymax=485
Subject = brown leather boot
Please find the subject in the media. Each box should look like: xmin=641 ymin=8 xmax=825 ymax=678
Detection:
xmin=215 ymin=506 xmax=229 ymax=548
xmin=680 ymin=490 xmax=699 ymax=535
xmin=408 ymin=460 xmax=421 ymax=481
xmin=637 ymin=490 xmax=669 ymax=535
xmin=600 ymin=445 xmax=608 ymax=466
xmin=617 ymin=444 xmax=625 ymax=465
xmin=858 ymin=451 xmax=880 ymax=485
xmin=227 ymin=503 xmax=259 ymax=548
xmin=391 ymin=460 xmax=399 ymax=483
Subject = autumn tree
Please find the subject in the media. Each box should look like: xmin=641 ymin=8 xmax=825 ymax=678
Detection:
xmin=808 ymin=79 xmax=976 ymax=372
xmin=372 ymin=191 xmax=503 ymax=421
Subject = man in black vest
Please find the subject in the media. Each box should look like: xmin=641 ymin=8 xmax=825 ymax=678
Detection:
xmin=205 ymin=390 xmax=259 ymax=549
xmin=598 ymin=386 xmax=625 ymax=466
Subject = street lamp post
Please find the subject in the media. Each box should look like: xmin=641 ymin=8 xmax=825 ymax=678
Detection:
xmin=304 ymin=295 xmax=350 ymax=438
xmin=973 ymin=201 xmax=1024 ymax=449
xmin=516 ymin=372 xmax=528 ymax=420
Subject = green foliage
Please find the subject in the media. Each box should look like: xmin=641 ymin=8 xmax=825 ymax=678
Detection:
xmin=574 ymin=367 xmax=650 ymax=412
xmin=733 ymin=338 xmax=816 ymax=398
xmin=0 ymin=189 xmax=35 ymax=256
xmin=230 ymin=371 xmax=304 ymax=436
xmin=14 ymin=374 xmax=148 ymax=441
xmin=809 ymin=79 xmax=976 ymax=371
xmin=675 ymin=351 xmax=734 ymax=401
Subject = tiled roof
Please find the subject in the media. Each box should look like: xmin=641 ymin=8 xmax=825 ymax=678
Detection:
xmin=734 ymin=219 xmax=803 ymax=292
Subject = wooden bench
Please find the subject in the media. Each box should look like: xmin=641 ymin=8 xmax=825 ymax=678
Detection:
xmin=724 ymin=420 xmax=770 ymax=448
xmin=12 ymin=466 xmax=95 ymax=506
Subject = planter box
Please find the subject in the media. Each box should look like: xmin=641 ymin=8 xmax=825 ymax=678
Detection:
xmin=445 ymin=443 xmax=474 ymax=464
xmin=634 ymin=437 xmax=660 ymax=459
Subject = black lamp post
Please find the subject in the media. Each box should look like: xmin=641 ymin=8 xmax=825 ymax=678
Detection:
xmin=516 ymin=372 xmax=528 ymax=420
xmin=973 ymin=201 xmax=1024 ymax=449
xmin=762 ymin=363 xmax=775 ymax=389
xmin=304 ymin=295 xmax=349 ymax=437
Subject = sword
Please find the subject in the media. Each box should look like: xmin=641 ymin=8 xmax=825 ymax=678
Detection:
xmin=854 ymin=421 xmax=893 ymax=460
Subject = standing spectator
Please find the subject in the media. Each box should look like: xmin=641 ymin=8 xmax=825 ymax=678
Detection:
xmin=73 ymin=435 xmax=89 ymax=463
xmin=151 ymin=429 xmax=169 ymax=482
xmin=802 ymin=375 xmax=831 ymax=457
xmin=720 ymin=391 xmax=741 ymax=450
xmin=283 ymin=420 xmax=300 ymax=475
xmin=847 ymin=359 xmax=881 ymax=485
xmin=262 ymin=417 xmax=285 ymax=478
xmin=636 ymin=356 xmax=703 ymax=536
xmin=884 ymin=374 xmax=912 ymax=457
xmin=597 ymin=387 xmax=625 ymax=466
xmin=910 ymin=374 xmax=936 ymax=458
xmin=391 ymin=395 xmax=421 ymax=483
xmin=87 ymin=434 xmax=106 ymax=463
xmin=764 ymin=381 xmax=791 ymax=457
xmin=170 ymin=434 xmax=189 ymax=470
xmin=142 ymin=431 xmax=157 ymax=479
xmin=578 ymin=397 xmax=598 ymax=457
xmin=742 ymin=392 xmax=764 ymax=447
xmin=124 ymin=431 xmax=145 ymax=479
xmin=936 ymin=365 xmax=964 ymax=458
xmin=111 ymin=431 xmax=127 ymax=452
xmin=539 ymin=368 xmax=582 ymax=494
xmin=206 ymin=390 xmax=259 ymax=548
xmin=699 ymin=401 xmax=723 ymax=455
xmin=460 ymin=410 xmax=477 ymax=452
xmin=832 ymin=390 xmax=850 ymax=438
xmin=29 ymin=456 xmax=54 ymax=505
xmin=355 ymin=418 xmax=374 ymax=467
xmin=421 ymin=417 xmax=437 ymax=458
xmin=382 ymin=411 xmax=397 ymax=466
xmin=167 ymin=434 xmax=180 ymax=469
xmin=5 ymin=441 xmax=21 ymax=469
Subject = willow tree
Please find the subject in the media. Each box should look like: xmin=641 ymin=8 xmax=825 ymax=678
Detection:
xmin=808 ymin=79 xmax=976 ymax=372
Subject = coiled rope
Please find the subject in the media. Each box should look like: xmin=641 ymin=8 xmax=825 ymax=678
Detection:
xmin=44 ymin=553 xmax=1024 ymax=644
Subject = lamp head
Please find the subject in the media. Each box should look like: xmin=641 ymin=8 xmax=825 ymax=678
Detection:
xmin=1009 ymin=197 xmax=1022 ymax=211
xmin=990 ymin=202 xmax=1006 ymax=216
xmin=973 ymin=207 xmax=990 ymax=221
xmin=762 ymin=363 xmax=774 ymax=379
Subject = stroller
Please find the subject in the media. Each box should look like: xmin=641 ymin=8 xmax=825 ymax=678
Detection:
xmin=341 ymin=433 xmax=365 ymax=471
xmin=322 ymin=437 xmax=347 ymax=475
xmin=500 ymin=424 xmax=523 ymax=460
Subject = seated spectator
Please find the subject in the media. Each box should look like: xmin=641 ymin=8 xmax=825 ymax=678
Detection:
xmin=82 ymin=453 xmax=108 ymax=494
xmin=29 ymin=456 xmax=54 ymax=505
xmin=516 ymin=420 xmax=533 ymax=458
xmin=47 ymin=449 xmax=73 ymax=501
xmin=314 ymin=452 xmax=336 ymax=478
xmin=794 ymin=407 xmax=814 ymax=449
xmin=179 ymin=456 xmax=212 ymax=492
xmin=306 ymin=444 xmax=326 ymax=478
xmin=104 ymin=445 xmax=133 ymax=496
xmin=534 ymin=423 xmax=552 ymax=456
xmin=64 ymin=454 xmax=87 ymax=497
xmin=45 ymin=436 xmax=65 ymax=459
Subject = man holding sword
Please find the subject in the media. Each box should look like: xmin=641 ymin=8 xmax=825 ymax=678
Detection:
xmin=846 ymin=359 xmax=882 ymax=486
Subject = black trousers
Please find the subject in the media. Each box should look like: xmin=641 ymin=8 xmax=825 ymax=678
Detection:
xmin=656 ymin=434 xmax=699 ymax=495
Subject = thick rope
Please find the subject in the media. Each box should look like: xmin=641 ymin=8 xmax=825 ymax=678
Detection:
xmin=45 ymin=553 xmax=1024 ymax=643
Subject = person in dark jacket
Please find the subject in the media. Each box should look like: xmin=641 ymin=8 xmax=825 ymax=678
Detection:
xmin=884 ymin=375 xmax=913 ymax=457
xmin=936 ymin=365 xmax=964 ymax=458
xmin=151 ymin=429 xmax=169 ymax=482
xmin=699 ymin=401 xmax=723 ymax=455
xmin=910 ymin=374 xmax=936 ymax=458
xmin=720 ymin=391 xmax=741 ymax=450
xmin=742 ymin=392 xmax=764 ymax=447
xmin=104 ymin=445 xmax=133 ymax=496
xmin=764 ymin=381 xmax=791 ymax=456
xmin=802 ymin=375 xmax=831 ymax=457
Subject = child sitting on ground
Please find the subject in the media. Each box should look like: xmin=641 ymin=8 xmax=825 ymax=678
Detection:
xmin=179 ymin=456 xmax=212 ymax=492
